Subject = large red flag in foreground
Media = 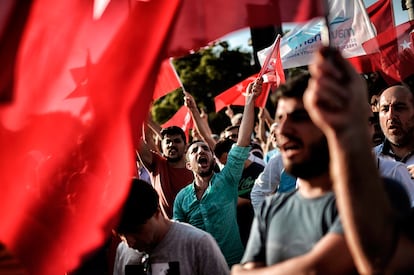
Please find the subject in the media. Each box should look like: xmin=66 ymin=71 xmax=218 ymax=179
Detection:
xmin=363 ymin=20 xmax=414 ymax=84
xmin=161 ymin=106 xmax=193 ymax=142
xmin=0 ymin=0 xmax=180 ymax=274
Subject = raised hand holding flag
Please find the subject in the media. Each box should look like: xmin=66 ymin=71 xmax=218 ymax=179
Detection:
xmin=214 ymin=75 xmax=258 ymax=112
xmin=214 ymin=35 xmax=284 ymax=112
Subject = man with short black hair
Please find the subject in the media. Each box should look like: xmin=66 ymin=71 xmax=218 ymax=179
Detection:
xmin=138 ymin=124 xmax=193 ymax=218
xmin=233 ymin=70 xmax=356 ymax=274
xmin=232 ymin=47 xmax=412 ymax=275
xmin=113 ymin=178 xmax=229 ymax=275
xmin=175 ymin=78 xmax=263 ymax=267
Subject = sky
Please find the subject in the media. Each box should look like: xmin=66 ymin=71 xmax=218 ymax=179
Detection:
xmin=223 ymin=0 xmax=410 ymax=50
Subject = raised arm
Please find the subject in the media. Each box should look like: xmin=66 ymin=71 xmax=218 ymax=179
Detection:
xmin=137 ymin=121 xmax=158 ymax=169
xmin=304 ymin=47 xmax=395 ymax=274
xmin=256 ymin=108 xmax=267 ymax=148
xmin=237 ymin=78 xmax=263 ymax=147
xmin=183 ymin=91 xmax=216 ymax=149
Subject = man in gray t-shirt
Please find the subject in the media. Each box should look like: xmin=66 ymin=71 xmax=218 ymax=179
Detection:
xmin=232 ymin=72 xmax=356 ymax=274
xmin=113 ymin=179 xmax=228 ymax=275
xmin=244 ymin=190 xmax=342 ymax=265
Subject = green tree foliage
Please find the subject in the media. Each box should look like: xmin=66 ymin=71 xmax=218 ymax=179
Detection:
xmin=151 ymin=41 xmax=257 ymax=134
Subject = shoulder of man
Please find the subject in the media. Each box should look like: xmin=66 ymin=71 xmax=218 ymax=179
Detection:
xmin=260 ymin=190 xmax=298 ymax=218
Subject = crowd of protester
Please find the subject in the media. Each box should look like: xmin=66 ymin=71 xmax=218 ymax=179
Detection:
xmin=67 ymin=47 xmax=414 ymax=275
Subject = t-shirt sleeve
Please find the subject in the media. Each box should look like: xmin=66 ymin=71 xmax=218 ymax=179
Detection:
xmin=329 ymin=215 xmax=343 ymax=235
xmin=327 ymin=196 xmax=343 ymax=235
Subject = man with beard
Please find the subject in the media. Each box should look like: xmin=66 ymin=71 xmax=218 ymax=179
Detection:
xmin=138 ymin=125 xmax=194 ymax=218
xmin=298 ymin=47 xmax=414 ymax=274
xmin=173 ymin=78 xmax=263 ymax=267
xmin=374 ymin=84 xmax=414 ymax=179
xmin=231 ymin=70 xmax=357 ymax=274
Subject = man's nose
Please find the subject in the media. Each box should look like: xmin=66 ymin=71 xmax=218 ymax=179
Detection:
xmin=386 ymin=107 xmax=397 ymax=120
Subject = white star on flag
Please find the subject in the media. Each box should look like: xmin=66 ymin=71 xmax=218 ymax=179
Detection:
xmin=236 ymin=83 xmax=244 ymax=93
xmin=400 ymin=39 xmax=412 ymax=50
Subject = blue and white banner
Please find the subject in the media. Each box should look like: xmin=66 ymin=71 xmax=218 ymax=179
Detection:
xmin=280 ymin=0 xmax=376 ymax=68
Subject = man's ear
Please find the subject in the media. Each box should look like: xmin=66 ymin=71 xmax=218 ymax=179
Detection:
xmin=185 ymin=161 xmax=192 ymax=170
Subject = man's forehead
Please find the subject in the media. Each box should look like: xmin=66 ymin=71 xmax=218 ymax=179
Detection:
xmin=380 ymin=86 xmax=413 ymax=103
xmin=188 ymin=141 xmax=208 ymax=149
xmin=276 ymin=97 xmax=305 ymax=114
xmin=187 ymin=141 xmax=209 ymax=151
xmin=163 ymin=134 xmax=183 ymax=140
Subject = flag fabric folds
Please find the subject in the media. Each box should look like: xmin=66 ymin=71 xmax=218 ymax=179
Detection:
xmin=213 ymin=74 xmax=272 ymax=111
xmin=257 ymin=34 xmax=286 ymax=85
xmin=362 ymin=20 xmax=414 ymax=84
xmin=367 ymin=0 xmax=394 ymax=34
xmin=214 ymin=75 xmax=259 ymax=112
xmin=166 ymin=0 xmax=324 ymax=57
xmin=153 ymin=58 xmax=182 ymax=101
xmin=0 ymin=0 xmax=180 ymax=274
xmin=280 ymin=0 xmax=376 ymax=69
xmin=0 ymin=0 xmax=33 ymax=103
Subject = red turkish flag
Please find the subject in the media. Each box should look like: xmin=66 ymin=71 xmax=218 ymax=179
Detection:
xmin=153 ymin=58 xmax=182 ymax=101
xmin=0 ymin=0 xmax=180 ymax=274
xmin=161 ymin=106 xmax=193 ymax=142
xmin=368 ymin=0 xmax=394 ymax=34
xmin=363 ymin=20 xmax=414 ymax=84
xmin=214 ymin=74 xmax=271 ymax=111
xmin=258 ymin=34 xmax=285 ymax=86
xmin=215 ymin=35 xmax=285 ymax=112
